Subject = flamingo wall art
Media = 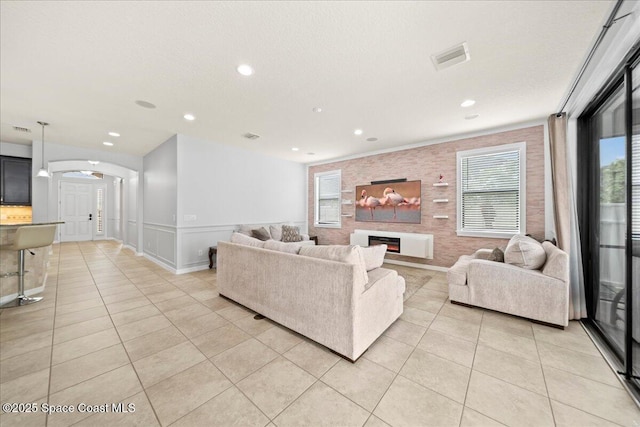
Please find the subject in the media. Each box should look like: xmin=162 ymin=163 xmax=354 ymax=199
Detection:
xmin=355 ymin=180 xmax=422 ymax=224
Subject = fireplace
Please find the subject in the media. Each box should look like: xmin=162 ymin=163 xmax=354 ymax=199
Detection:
xmin=368 ymin=235 xmax=401 ymax=253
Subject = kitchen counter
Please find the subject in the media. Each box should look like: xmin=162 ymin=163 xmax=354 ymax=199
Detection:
xmin=0 ymin=221 xmax=62 ymax=306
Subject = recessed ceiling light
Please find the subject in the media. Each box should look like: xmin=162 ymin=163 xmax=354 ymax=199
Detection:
xmin=354 ymin=129 xmax=363 ymax=136
xmin=461 ymin=99 xmax=476 ymax=108
xmin=184 ymin=114 xmax=196 ymax=121
xmin=312 ymin=107 xmax=323 ymax=113
xmin=103 ymin=141 xmax=114 ymax=146
xmin=237 ymin=64 xmax=254 ymax=76
xmin=307 ymin=152 xmax=315 ymax=156
xmin=108 ymin=132 xmax=120 ymax=137
xmin=135 ymin=100 xmax=156 ymax=109
xmin=465 ymin=114 xmax=480 ymax=120
xmin=366 ymin=137 xmax=378 ymax=142
xmin=88 ymin=160 xmax=100 ymax=165
xmin=291 ymin=147 xmax=299 ymax=151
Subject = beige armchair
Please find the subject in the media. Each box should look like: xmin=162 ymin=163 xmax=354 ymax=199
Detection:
xmin=447 ymin=241 xmax=569 ymax=328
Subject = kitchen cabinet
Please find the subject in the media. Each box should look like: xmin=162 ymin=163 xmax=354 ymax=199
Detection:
xmin=1 ymin=156 xmax=32 ymax=205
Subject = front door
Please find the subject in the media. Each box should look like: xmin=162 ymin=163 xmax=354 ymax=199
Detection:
xmin=60 ymin=181 xmax=92 ymax=242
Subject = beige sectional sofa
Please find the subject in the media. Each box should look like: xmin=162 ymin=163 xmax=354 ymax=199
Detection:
xmin=217 ymin=241 xmax=405 ymax=361
xmin=448 ymin=237 xmax=569 ymax=328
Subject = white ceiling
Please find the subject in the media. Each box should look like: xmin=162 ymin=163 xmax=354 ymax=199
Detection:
xmin=0 ymin=1 xmax=612 ymax=163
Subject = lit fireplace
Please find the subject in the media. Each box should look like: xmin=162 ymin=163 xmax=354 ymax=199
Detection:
xmin=368 ymin=236 xmax=401 ymax=253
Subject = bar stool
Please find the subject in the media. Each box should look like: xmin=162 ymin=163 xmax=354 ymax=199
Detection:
xmin=1 ymin=224 xmax=57 ymax=308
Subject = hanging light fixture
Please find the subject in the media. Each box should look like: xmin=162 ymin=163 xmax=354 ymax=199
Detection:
xmin=36 ymin=121 xmax=50 ymax=178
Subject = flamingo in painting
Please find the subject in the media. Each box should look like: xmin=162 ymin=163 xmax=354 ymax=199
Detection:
xmin=383 ymin=187 xmax=409 ymax=219
xmin=360 ymin=189 xmax=381 ymax=220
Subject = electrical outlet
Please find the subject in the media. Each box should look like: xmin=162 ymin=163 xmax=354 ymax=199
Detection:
xmin=198 ymin=249 xmax=203 ymax=256
xmin=184 ymin=214 xmax=197 ymax=222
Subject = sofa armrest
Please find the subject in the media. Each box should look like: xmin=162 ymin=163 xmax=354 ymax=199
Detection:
xmin=468 ymin=260 xmax=563 ymax=287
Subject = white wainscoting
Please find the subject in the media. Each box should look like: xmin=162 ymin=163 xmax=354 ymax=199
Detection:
xmin=126 ymin=220 xmax=137 ymax=250
xmin=350 ymin=229 xmax=434 ymax=259
xmin=142 ymin=223 xmax=176 ymax=268
xmin=175 ymin=220 xmax=307 ymax=274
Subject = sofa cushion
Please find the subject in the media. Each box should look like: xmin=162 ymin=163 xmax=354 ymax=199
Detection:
xmin=365 ymin=267 xmax=393 ymax=291
xmin=263 ymin=239 xmax=302 ymax=254
xmin=269 ymin=225 xmax=283 ymax=241
xmin=299 ymin=245 xmax=368 ymax=284
xmin=251 ymin=227 xmax=271 ymax=241
xmin=361 ymin=245 xmax=387 ymax=271
xmin=447 ymin=255 xmax=474 ymax=286
xmin=504 ymin=234 xmax=546 ymax=270
xmin=230 ymin=232 xmax=265 ymax=248
xmin=282 ymin=225 xmax=304 ymax=242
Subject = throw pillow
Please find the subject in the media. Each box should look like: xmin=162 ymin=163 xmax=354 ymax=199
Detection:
xmin=504 ymin=234 xmax=546 ymax=270
xmin=282 ymin=225 xmax=303 ymax=242
xmin=299 ymin=245 xmax=369 ymax=285
xmin=269 ymin=225 xmax=283 ymax=241
xmin=263 ymin=239 xmax=302 ymax=254
xmin=230 ymin=232 xmax=265 ymax=248
xmin=361 ymin=245 xmax=387 ymax=271
xmin=251 ymin=227 xmax=271 ymax=241
xmin=487 ymin=247 xmax=505 ymax=263
xmin=238 ymin=225 xmax=253 ymax=236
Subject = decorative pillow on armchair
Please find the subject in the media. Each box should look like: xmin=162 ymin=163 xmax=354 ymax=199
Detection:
xmin=361 ymin=245 xmax=387 ymax=271
xmin=230 ymin=232 xmax=265 ymax=248
xmin=504 ymin=234 xmax=546 ymax=269
xmin=282 ymin=225 xmax=303 ymax=242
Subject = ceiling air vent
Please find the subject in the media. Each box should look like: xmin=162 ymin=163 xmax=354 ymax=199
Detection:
xmin=12 ymin=126 xmax=31 ymax=133
xmin=243 ymin=132 xmax=260 ymax=140
xmin=431 ymin=42 xmax=470 ymax=71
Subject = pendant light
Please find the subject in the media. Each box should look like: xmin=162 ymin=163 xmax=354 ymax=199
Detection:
xmin=36 ymin=121 xmax=50 ymax=178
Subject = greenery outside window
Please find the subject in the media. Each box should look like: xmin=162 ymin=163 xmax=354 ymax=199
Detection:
xmin=314 ymin=170 xmax=341 ymax=228
xmin=456 ymin=142 xmax=526 ymax=238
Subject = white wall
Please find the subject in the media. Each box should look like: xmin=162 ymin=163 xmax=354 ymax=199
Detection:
xmin=176 ymin=134 xmax=306 ymax=227
xmin=143 ymin=135 xmax=177 ymax=226
xmin=0 ymin=141 xmax=31 ymax=158
xmin=142 ymin=135 xmax=178 ymax=268
xmin=140 ymin=133 xmax=307 ymax=272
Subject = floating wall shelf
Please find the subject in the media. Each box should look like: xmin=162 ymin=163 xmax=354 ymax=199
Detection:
xmin=341 ymin=214 xmax=353 ymax=217
xmin=433 ymin=215 xmax=449 ymax=219
xmin=433 ymin=199 xmax=448 ymax=203
xmin=433 ymin=183 xmax=449 ymax=187
xmin=342 ymin=200 xmax=353 ymax=205
xmin=341 ymin=190 xmax=354 ymax=193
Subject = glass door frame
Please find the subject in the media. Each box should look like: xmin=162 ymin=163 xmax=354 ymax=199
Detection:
xmin=578 ymin=47 xmax=639 ymax=388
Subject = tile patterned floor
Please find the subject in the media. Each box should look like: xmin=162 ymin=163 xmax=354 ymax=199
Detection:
xmin=1 ymin=241 xmax=639 ymax=426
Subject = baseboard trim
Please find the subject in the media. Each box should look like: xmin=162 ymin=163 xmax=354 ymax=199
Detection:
xmin=383 ymin=259 xmax=448 ymax=272
xmin=142 ymin=254 xmax=177 ymax=274
xmin=175 ymin=264 xmax=211 ymax=275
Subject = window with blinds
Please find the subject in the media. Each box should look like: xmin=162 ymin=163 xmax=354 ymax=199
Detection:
xmin=456 ymin=142 xmax=526 ymax=237
xmin=315 ymin=170 xmax=341 ymax=227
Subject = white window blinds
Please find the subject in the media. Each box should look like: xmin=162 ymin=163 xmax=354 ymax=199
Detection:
xmin=632 ymin=134 xmax=640 ymax=239
xmin=458 ymin=143 xmax=525 ymax=235
xmin=315 ymin=171 xmax=341 ymax=226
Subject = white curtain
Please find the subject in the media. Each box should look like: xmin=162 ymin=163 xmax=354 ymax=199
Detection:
xmin=548 ymin=113 xmax=587 ymax=319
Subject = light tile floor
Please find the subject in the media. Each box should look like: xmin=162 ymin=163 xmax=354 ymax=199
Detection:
xmin=1 ymin=241 xmax=639 ymax=426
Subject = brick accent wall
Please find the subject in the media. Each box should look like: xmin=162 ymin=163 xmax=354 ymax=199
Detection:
xmin=308 ymin=125 xmax=545 ymax=268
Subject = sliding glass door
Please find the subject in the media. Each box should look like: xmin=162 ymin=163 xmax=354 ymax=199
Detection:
xmin=580 ymin=51 xmax=639 ymax=389
xmin=594 ymin=85 xmax=626 ymax=354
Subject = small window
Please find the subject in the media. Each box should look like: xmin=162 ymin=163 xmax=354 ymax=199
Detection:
xmin=314 ymin=170 xmax=341 ymax=228
xmin=96 ymin=187 xmax=104 ymax=235
xmin=456 ymin=142 xmax=526 ymax=238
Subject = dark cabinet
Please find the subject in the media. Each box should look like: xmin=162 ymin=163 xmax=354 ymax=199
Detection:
xmin=1 ymin=156 xmax=32 ymax=205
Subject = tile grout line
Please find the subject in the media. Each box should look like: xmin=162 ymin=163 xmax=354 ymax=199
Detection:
xmin=45 ymin=243 xmax=64 ymax=427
